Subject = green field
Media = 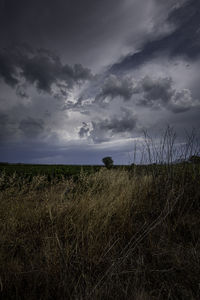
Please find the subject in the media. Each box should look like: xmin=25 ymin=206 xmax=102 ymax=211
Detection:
xmin=0 ymin=163 xmax=102 ymax=178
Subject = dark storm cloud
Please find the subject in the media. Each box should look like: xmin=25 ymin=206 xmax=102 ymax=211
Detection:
xmin=0 ymin=49 xmax=19 ymax=86
xmin=95 ymin=75 xmax=134 ymax=103
xmin=111 ymin=0 xmax=200 ymax=72
xmin=0 ymin=113 xmax=47 ymax=141
xmin=1 ymin=0 xmax=185 ymax=73
xmin=0 ymin=0 xmax=118 ymax=42
xmin=0 ymin=112 xmax=19 ymax=142
xmin=135 ymin=76 xmax=194 ymax=113
xmin=137 ymin=77 xmax=173 ymax=104
xmin=19 ymin=117 xmax=44 ymax=138
xmin=16 ymin=85 xmax=29 ymax=99
xmin=0 ymin=0 xmax=146 ymax=71
xmin=0 ymin=113 xmax=10 ymax=141
xmin=91 ymin=74 xmax=195 ymax=113
xmin=79 ymin=110 xmax=137 ymax=143
xmin=0 ymin=46 xmax=92 ymax=95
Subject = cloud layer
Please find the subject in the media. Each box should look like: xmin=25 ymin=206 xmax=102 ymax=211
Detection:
xmin=0 ymin=0 xmax=200 ymax=164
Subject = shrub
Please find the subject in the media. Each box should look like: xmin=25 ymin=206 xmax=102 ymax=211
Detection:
xmin=102 ymin=156 xmax=114 ymax=169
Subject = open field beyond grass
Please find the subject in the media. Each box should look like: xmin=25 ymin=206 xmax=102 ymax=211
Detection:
xmin=0 ymin=164 xmax=200 ymax=299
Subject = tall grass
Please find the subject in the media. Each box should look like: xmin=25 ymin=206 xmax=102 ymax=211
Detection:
xmin=0 ymin=129 xmax=200 ymax=299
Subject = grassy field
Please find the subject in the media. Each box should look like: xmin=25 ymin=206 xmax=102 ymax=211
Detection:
xmin=0 ymin=162 xmax=200 ymax=299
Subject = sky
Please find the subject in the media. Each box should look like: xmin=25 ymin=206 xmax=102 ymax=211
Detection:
xmin=0 ymin=0 xmax=200 ymax=164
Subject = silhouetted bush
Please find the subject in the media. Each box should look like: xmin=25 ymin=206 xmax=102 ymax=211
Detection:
xmin=102 ymin=156 xmax=114 ymax=169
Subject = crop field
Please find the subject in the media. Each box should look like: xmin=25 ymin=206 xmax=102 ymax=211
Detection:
xmin=0 ymin=161 xmax=200 ymax=299
xmin=0 ymin=163 xmax=102 ymax=180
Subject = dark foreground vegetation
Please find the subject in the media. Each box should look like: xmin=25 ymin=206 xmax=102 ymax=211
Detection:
xmin=0 ymin=163 xmax=102 ymax=182
xmin=0 ymin=162 xmax=200 ymax=299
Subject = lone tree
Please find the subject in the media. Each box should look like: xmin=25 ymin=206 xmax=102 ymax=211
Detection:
xmin=102 ymin=156 xmax=114 ymax=169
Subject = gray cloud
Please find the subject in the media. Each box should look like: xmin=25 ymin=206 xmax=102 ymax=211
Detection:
xmin=16 ymin=85 xmax=30 ymax=99
xmin=79 ymin=109 xmax=137 ymax=143
xmin=19 ymin=117 xmax=45 ymax=138
xmin=0 ymin=113 xmax=10 ymax=141
xmin=168 ymin=89 xmax=193 ymax=113
xmin=0 ymin=49 xmax=19 ymax=86
xmin=0 ymin=46 xmax=92 ymax=96
xmin=95 ymin=75 xmax=134 ymax=104
xmin=134 ymin=76 xmax=195 ymax=113
xmin=0 ymin=112 xmax=19 ymax=142
xmin=79 ymin=122 xmax=90 ymax=138
xmin=0 ymin=0 xmax=181 ymax=72
xmin=111 ymin=0 xmax=200 ymax=73
xmin=137 ymin=76 xmax=173 ymax=104
xmin=0 ymin=112 xmax=47 ymax=142
xmin=89 ymin=74 xmax=196 ymax=113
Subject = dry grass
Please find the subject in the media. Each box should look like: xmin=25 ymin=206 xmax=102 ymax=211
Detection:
xmin=0 ymin=166 xmax=200 ymax=299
